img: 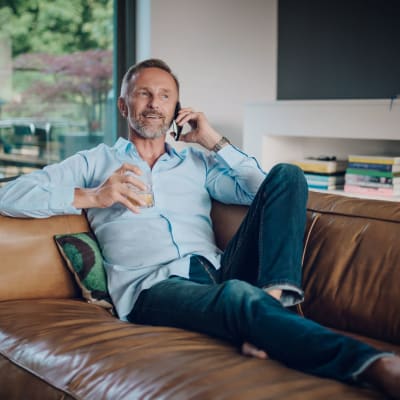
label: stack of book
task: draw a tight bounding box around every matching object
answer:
[291,157,347,191]
[344,155,400,197]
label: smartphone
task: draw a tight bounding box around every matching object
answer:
[173,102,183,141]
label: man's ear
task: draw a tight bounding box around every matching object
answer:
[117,97,127,118]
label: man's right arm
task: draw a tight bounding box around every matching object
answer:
[0,153,90,218]
[0,152,152,218]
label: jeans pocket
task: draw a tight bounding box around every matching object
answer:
[189,255,219,285]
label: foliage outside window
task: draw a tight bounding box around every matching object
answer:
[0,0,114,166]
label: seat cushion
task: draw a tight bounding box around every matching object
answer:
[0,299,392,400]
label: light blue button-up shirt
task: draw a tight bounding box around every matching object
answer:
[0,138,265,319]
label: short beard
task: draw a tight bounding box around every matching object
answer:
[128,114,170,139]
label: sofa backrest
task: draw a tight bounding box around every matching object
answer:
[210,201,248,250]
[0,214,89,301]
[1,192,399,345]
[303,191,400,345]
[0,203,248,303]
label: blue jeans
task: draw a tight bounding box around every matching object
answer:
[128,164,385,382]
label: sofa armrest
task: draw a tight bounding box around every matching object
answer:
[303,191,400,345]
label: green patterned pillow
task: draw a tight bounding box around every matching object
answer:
[54,232,114,313]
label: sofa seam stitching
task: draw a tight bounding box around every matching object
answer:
[0,352,81,400]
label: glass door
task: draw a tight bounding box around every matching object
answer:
[0,0,114,182]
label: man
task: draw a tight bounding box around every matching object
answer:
[0,59,399,398]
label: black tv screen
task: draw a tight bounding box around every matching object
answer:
[277,0,400,99]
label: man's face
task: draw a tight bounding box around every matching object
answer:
[124,67,179,139]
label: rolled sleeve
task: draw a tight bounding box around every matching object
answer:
[49,186,82,214]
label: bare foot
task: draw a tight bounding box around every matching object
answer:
[241,342,268,359]
[360,355,400,399]
[265,288,282,302]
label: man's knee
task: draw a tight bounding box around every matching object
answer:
[258,163,307,198]
[269,163,305,184]
[219,279,265,311]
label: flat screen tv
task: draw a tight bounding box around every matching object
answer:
[277,0,400,100]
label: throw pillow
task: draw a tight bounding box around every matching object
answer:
[54,231,114,313]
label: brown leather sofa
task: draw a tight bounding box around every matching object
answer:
[0,191,399,399]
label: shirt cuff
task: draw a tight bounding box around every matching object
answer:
[215,144,248,168]
[49,186,82,214]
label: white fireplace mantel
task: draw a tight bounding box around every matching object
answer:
[243,99,400,172]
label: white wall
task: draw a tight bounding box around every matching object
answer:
[149,0,277,147]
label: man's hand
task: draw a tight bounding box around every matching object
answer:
[73,163,148,213]
[174,107,223,151]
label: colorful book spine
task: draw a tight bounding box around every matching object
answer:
[308,184,344,191]
[304,173,345,184]
[344,184,400,197]
[347,162,400,172]
[292,159,347,174]
[345,173,399,185]
[348,155,400,165]
[346,168,400,178]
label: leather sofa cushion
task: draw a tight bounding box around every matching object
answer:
[0,214,89,301]
[1,299,395,399]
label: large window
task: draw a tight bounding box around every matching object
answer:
[0,0,114,181]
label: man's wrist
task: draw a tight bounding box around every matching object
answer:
[212,136,231,153]
[73,187,97,209]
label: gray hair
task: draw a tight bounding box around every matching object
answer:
[120,58,180,98]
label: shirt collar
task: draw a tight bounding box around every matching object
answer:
[114,137,132,153]
[113,137,184,161]
[165,142,184,160]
